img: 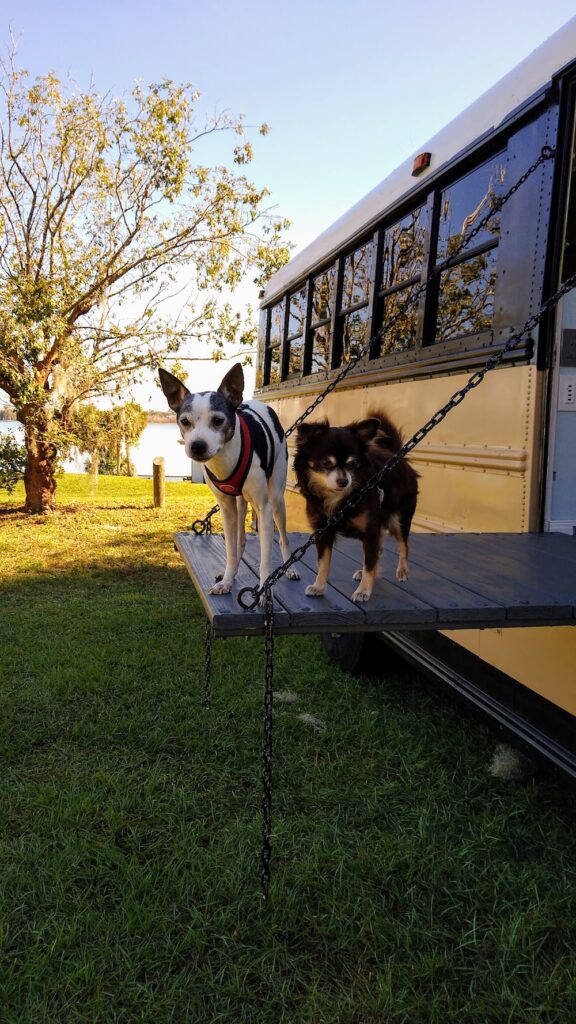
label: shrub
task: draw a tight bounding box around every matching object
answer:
[0,431,26,493]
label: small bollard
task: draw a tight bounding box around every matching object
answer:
[153,456,165,508]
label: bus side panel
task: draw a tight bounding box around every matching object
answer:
[443,627,576,718]
[271,365,576,713]
[276,364,544,533]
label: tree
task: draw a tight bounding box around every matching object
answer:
[0,52,290,511]
[70,401,147,477]
[0,429,26,493]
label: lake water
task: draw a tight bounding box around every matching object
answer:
[0,420,203,481]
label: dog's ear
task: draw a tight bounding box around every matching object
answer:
[158,368,190,412]
[296,420,329,446]
[352,418,381,444]
[218,363,244,408]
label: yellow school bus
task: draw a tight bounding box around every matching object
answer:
[255,17,576,779]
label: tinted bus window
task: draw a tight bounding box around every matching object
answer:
[285,287,306,375]
[436,247,498,341]
[342,241,373,310]
[342,306,370,363]
[437,155,506,261]
[377,205,428,356]
[432,152,505,343]
[312,267,335,323]
[381,207,428,291]
[309,267,336,373]
[264,299,284,385]
[288,288,306,338]
[338,240,374,365]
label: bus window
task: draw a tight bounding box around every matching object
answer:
[284,287,307,376]
[375,205,429,356]
[335,240,374,365]
[436,248,498,340]
[308,266,336,374]
[264,299,284,385]
[433,153,506,343]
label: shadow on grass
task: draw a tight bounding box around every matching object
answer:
[3,557,576,1021]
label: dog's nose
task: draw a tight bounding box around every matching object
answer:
[190,439,208,459]
[336,475,348,489]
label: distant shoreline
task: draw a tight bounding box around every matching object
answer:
[1,410,172,424]
[146,411,174,424]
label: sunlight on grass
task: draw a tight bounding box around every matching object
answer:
[1,475,576,1022]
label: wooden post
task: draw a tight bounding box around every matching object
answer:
[153,457,165,508]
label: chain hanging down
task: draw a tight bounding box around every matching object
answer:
[260,589,275,901]
[189,145,555,535]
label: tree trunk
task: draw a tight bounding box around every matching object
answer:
[89,452,100,478]
[23,422,58,513]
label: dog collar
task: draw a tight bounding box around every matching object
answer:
[204,412,253,497]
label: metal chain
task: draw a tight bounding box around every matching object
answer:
[191,146,555,532]
[202,618,213,709]
[191,503,218,535]
[237,266,576,610]
[260,589,275,901]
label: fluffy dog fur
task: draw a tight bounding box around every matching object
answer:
[294,411,419,602]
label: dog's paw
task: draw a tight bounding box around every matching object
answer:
[305,582,325,598]
[286,569,300,581]
[396,566,409,582]
[351,585,372,603]
[352,569,362,581]
[209,581,232,596]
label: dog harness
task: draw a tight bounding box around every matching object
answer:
[204,412,253,497]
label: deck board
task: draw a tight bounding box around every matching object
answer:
[334,535,505,624]
[241,535,367,631]
[174,531,576,637]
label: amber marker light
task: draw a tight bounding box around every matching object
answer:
[412,152,432,176]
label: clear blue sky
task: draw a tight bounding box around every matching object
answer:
[3,0,576,400]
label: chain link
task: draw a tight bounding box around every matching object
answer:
[202,617,213,709]
[260,589,275,901]
[191,504,219,535]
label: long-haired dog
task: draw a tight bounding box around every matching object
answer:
[159,363,298,598]
[294,411,419,602]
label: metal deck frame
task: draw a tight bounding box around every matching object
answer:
[175,531,576,637]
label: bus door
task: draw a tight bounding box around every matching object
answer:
[545,97,576,534]
[545,291,576,534]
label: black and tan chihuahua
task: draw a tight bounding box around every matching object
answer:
[294,411,419,602]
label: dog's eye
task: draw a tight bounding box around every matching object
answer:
[321,459,335,471]
[212,415,225,428]
[180,417,191,428]
[346,458,357,468]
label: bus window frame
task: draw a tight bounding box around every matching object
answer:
[370,199,431,359]
[263,299,287,387]
[331,234,377,370]
[283,285,310,379]
[259,104,555,393]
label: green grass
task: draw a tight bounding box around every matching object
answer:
[1,474,576,1023]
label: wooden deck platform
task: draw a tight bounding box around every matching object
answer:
[174,531,576,637]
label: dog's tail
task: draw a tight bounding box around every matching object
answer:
[364,410,404,454]
[362,410,420,482]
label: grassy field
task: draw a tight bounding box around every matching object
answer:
[1,474,576,1023]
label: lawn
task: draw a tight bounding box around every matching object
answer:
[1,474,575,1023]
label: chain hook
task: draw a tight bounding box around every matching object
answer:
[237,586,261,610]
